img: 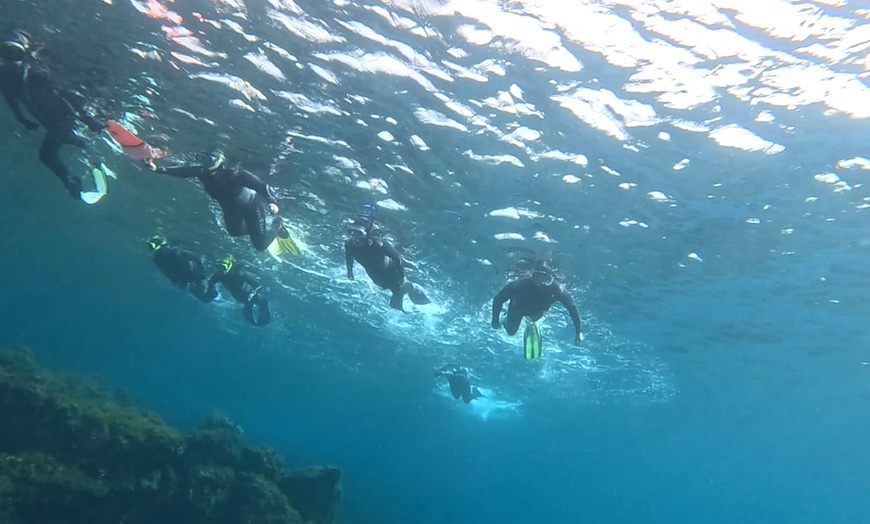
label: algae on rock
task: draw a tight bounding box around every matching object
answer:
[0,346,341,524]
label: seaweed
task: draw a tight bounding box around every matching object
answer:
[0,347,341,524]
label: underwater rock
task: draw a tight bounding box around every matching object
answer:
[226,473,303,524]
[183,411,247,470]
[184,465,237,518]
[0,347,341,524]
[279,467,342,524]
[0,452,108,524]
[0,346,184,486]
[242,445,286,483]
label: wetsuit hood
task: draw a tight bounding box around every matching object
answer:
[349,224,367,242]
[218,254,235,273]
[350,203,376,238]
[205,149,225,172]
[532,267,555,286]
[0,30,32,62]
[147,233,167,251]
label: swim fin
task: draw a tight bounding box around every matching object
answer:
[80,165,108,205]
[266,224,305,263]
[403,282,431,305]
[275,228,301,256]
[523,320,542,360]
[266,238,286,263]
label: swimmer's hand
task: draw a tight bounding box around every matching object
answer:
[87,120,105,133]
[575,331,584,346]
[268,203,279,215]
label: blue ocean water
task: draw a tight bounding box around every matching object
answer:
[2,0,870,522]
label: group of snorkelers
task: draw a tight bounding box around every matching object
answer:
[0,29,298,326]
[148,234,273,326]
[1,29,585,401]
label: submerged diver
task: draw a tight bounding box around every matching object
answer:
[151,149,299,256]
[147,233,217,302]
[491,260,583,360]
[344,205,430,312]
[207,254,271,327]
[434,365,482,404]
[0,29,104,200]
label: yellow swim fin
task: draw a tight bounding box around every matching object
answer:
[276,231,301,256]
[267,238,286,263]
[523,320,542,360]
[267,222,306,263]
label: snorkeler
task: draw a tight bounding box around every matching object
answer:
[207,254,271,327]
[344,205,430,312]
[146,233,217,303]
[0,29,105,200]
[491,260,583,360]
[434,365,482,404]
[150,149,300,256]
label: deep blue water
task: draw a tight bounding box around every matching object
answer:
[2,0,870,522]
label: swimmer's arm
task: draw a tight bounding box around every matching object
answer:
[382,242,404,268]
[206,270,224,288]
[557,289,583,339]
[2,90,37,129]
[491,281,517,327]
[154,164,203,178]
[237,169,277,204]
[202,277,219,299]
[238,268,260,286]
[62,89,103,131]
[345,241,355,280]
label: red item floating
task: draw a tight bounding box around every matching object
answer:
[106,120,165,162]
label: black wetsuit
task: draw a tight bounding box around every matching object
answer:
[492,277,582,341]
[155,163,279,251]
[152,244,218,303]
[435,366,482,404]
[208,264,270,327]
[345,236,407,310]
[0,49,102,198]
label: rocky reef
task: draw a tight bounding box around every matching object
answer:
[0,346,341,524]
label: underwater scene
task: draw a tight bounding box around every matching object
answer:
[0,0,869,522]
